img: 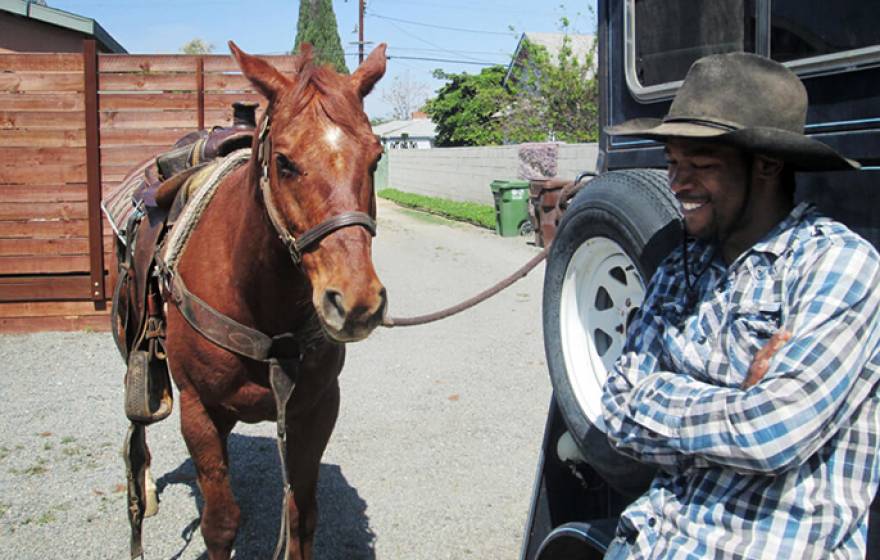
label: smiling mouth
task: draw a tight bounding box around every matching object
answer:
[680,200,707,213]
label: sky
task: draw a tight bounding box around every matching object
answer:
[46,0,597,119]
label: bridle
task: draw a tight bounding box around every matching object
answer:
[256,114,377,265]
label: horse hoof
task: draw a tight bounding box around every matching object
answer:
[144,466,159,518]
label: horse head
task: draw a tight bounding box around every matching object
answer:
[229,41,388,343]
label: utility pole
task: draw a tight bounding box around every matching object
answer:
[358,0,365,64]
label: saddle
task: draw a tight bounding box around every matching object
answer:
[110,101,259,425]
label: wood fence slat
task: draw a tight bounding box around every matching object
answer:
[0,300,109,317]
[0,129,85,147]
[100,146,165,165]
[0,219,89,238]
[0,254,91,274]
[0,110,85,129]
[0,314,110,333]
[0,237,89,256]
[203,55,297,73]
[0,93,84,111]
[99,127,191,146]
[0,53,83,72]
[0,201,88,220]
[98,73,201,92]
[0,164,87,185]
[98,54,199,73]
[0,184,88,202]
[0,275,93,302]
[204,73,252,92]
[204,92,266,110]
[0,73,84,93]
[99,110,198,129]
[99,93,197,111]
[0,147,85,166]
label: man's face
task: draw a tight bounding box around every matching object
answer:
[665,139,751,242]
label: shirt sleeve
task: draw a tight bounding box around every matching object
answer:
[602,236,880,475]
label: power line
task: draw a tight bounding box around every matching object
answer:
[383,20,488,64]
[386,55,503,66]
[368,12,517,36]
[387,46,511,56]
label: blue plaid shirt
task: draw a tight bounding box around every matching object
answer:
[602,203,880,559]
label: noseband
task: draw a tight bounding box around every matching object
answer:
[256,115,377,264]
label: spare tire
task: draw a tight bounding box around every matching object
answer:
[543,169,681,497]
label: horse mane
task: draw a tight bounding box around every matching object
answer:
[275,49,371,140]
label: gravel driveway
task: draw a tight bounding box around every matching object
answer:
[0,199,552,559]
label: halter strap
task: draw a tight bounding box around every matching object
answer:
[257,114,377,264]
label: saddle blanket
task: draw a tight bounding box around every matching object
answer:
[101,157,155,242]
[100,150,251,274]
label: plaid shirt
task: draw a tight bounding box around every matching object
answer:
[602,202,880,559]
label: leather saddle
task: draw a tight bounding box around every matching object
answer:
[111,101,258,424]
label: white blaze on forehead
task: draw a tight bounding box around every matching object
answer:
[324,125,343,149]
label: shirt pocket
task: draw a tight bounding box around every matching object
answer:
[726,301,783,373]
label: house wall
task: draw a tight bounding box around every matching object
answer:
[384,143,599,205]
[0,13,89,53]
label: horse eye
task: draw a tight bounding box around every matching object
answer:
[275,153,301,178]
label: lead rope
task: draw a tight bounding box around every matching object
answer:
[381,246,549,327]
[379,177,589,328]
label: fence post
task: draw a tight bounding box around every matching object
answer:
[197,56,205,130]
[83,39,105,306]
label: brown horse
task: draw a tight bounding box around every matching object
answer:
[156,42,387,559]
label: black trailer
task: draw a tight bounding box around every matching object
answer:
[523,1,880,558]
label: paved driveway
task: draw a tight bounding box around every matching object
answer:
[0,199,552,559]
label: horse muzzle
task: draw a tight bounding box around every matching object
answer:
[317,285,387,342]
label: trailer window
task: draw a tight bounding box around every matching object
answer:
[771,0,880,64]
[627,0,755,99]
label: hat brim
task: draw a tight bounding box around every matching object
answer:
[606,119,860,171]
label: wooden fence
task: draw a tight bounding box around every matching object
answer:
[0,40,295,332]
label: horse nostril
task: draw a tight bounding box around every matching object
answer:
[321,289,347,330]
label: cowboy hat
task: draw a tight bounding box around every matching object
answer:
[607,52,860,171]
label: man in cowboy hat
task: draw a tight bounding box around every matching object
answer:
[600,52,880,558]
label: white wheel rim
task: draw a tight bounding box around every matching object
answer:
[559,237,645,431]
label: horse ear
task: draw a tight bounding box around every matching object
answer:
[351,43,387,98]
[228,41,289,104]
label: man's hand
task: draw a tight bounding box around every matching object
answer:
[742,330,792,389]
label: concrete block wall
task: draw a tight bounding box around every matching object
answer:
[385,143,599,205]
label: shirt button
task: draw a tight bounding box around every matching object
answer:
[648,518,657,528]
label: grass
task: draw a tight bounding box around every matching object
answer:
[378,188,495,230]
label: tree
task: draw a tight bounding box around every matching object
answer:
[294,0,348,74]
[502,34,599,144]
[179,38,214,55]
[423,15,600,147]
[423,66,512,147]
[380,71,430,120]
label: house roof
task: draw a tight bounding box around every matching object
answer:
[0,0,127,53]
[373,118,437,139]
[504,32,595,84]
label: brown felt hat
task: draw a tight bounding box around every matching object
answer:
[607,52,860,171]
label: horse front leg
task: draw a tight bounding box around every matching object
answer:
[179,388,239,560]
[283,378,340,560]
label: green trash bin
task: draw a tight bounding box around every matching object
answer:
[490,179,531,237]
